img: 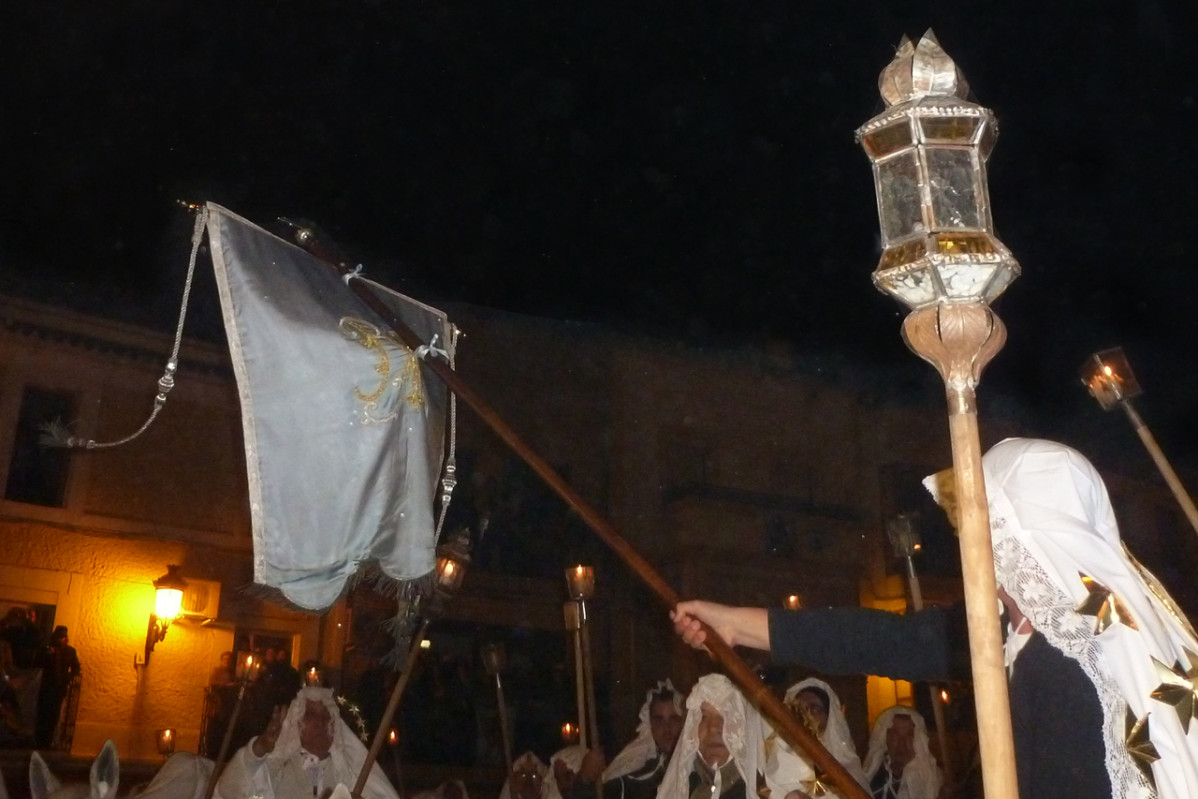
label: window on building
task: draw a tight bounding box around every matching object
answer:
[4,387,77,507]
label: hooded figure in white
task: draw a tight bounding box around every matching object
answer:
[603,680,686,782]
[658,674,814,799]
[500,751,565,799]
[862,706,941,799]
[766,677,867,796]
[962,437,1198,799]
[216,686,397,799]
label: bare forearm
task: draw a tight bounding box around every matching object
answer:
[672,601,771,652]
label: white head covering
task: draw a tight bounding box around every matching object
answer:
[603,679,685,780]
[267,686,397,799]
[499,752,559,799]
[777,677,868,791]
[658,674,805,799]
[947,437,1198,799]
[862,706,941,799]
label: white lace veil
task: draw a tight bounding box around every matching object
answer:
[861,706,941,799]
[657,675,765,799]
[267,686,397,799]
[603,679,684,780]
[778,677,868,791]
[498,752,560,799]
[930,437,1198,799]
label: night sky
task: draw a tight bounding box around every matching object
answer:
[2,2,1196,473]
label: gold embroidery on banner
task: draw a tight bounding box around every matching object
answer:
[340,317,426,424]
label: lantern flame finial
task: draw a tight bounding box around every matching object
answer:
[879,30,970,107]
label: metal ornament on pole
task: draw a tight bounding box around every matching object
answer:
[886,513,955,795]
[1079,347,1198,537]
[857,30,1021,799]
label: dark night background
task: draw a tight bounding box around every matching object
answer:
[2,1,1196,478]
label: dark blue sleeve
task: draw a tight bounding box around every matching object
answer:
[767,605,960,682]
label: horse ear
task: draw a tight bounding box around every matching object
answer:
[328,785,353,799]
[29,751,63,799]
[89,740,120,799]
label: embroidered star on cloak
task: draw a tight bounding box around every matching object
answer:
[1150,648,1198,732]
[1076,573,1138,635]
[799,776,830,798]
[1125,709,1160,791]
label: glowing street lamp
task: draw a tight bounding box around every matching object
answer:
[858,30,1018,799]
[1080,347,1198,536]
[145,565,188,664]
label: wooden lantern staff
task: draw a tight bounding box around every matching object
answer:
[487,657,515,776]
[903,304,1017,799]
[563,602,590,751]
[202,657,257,799]
[351,618,431,799]
[291,229,870,799]
[890,519,955,797]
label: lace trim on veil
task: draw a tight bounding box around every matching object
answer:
[994,532,1155,799]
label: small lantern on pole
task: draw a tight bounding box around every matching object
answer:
[564,564,602,799]
[155,728,176,759]
[857,30,1019,799]
[434,530,472,602]
[1079,347,1198,537]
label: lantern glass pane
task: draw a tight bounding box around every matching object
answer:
[981,263,1018,303]
[875,264,938,308]
[927,148,980,229]
[877,153,924,243]
[920,117,979,142]
[936,263,996,300]
[979,123,997,158]
[864,121,913,159]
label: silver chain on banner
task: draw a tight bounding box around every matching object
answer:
[40,205,209,450]
[429,324,462,542]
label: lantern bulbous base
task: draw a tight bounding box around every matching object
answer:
[901,303,1007,404]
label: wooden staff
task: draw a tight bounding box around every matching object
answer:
[899,552,955,796]
[352,618,430,799]
[291,228,870,799]
[202,666,253,799]
[493,668,514,775]
[579,601,603,799]
[564,602,590,751]
[1120,400,1198,537]
[903,303,1018,799]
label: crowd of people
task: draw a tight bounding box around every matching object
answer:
[8,436,1198,799]
[0,615,81,749]
[499,675,936,799]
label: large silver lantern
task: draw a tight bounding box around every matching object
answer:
[856,31,1020,310]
